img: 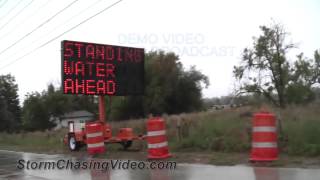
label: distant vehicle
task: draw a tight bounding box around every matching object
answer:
[210,105,224,110]
[210,104,243,110]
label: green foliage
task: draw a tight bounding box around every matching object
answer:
[234,23,292,108]
[108,51,209,120]
[44,84,97,116]
[106,96,144,120]
[0,129,67,152]
[0,74,21,132]
[281,105,320,156]
[292,51,320,86]
[234,22,320,108]
[286,120,320,156]
[22,92,53,131]
[22,83,96,131]
[115,104,320,156]
[168,111,251,152]
[286,51,320,104]
[171,66,209,113]
[286,83,315,104]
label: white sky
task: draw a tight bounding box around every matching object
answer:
[0,0,319,102]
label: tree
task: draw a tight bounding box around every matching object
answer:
[0,74,21,132]
[143,51,182,115]
[170,66,209,113]
[43,84,96,118]
[22,83,97,131]
[233,25,320,141]
[107,51,209,120]
[234,23,320,108]
[286,51,320,104]
[144,51,208,115]
[22,92,53,131]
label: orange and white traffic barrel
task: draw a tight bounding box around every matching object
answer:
[147,117,171,159]
[250,111,278,161]
[85,122,105,155]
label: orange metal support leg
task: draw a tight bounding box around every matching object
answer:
[99,96,106,123]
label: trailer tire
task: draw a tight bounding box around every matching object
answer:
[68,134,79,151]
[121,141,132,150]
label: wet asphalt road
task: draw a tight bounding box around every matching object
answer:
[0,150,319,180]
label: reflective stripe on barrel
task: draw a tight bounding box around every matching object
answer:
[252,142,277,148]
[147,130,166,137]
[148,142,168,149]
[253,126,276,132]
[86,132,103,138]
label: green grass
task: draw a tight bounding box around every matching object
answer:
[0,129,68,153]
[119,104,320,156]
[280,104,320,156]
[167,109,252,152]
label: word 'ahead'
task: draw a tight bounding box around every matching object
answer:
[61,40,144,96]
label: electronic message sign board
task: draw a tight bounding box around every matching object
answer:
[61,40,144,96]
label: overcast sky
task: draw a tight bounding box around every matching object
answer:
[0,0,319,102]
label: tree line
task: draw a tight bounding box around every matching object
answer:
[0,51,208,132]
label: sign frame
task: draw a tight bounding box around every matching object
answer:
[61,40,145,96]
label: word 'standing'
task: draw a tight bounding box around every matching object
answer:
[61,40,144,96]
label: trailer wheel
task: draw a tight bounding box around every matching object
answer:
[121,141,132,150]
[68,134,79,151]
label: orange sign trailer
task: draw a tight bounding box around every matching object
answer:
[61,40,145,151]
[63,96,143,151]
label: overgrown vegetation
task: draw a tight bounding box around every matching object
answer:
[0,105,319,156]
[0,129,67,152]
[116,104,320,156]
[280,104,320,156]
